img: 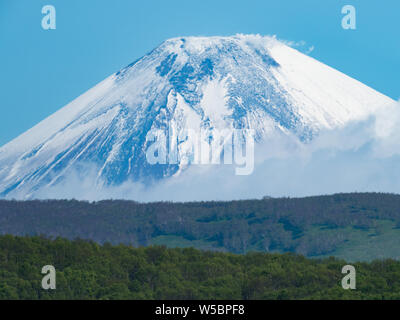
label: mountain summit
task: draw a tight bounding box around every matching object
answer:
[0,35,394,198]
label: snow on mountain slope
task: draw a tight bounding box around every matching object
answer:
[0,34,394,198]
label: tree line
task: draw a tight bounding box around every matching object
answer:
[1,235,400,300]
[1,193,400,257]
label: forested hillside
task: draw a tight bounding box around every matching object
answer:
[1,235,400,300]
[1,193,400,261]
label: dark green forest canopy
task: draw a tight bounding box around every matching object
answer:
[1,235,400,300]
[1,193,400,260]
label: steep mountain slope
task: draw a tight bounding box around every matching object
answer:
[0,35,394,198]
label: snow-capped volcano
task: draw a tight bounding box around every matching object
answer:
[0,34,394,198]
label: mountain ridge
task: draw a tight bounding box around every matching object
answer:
[0,34,394,198]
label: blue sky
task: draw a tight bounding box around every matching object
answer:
[0,0,399,147]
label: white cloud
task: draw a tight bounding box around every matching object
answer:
[10,100,400,202]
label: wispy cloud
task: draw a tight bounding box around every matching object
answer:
[8,100,400,202]
[279,38,314,55]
